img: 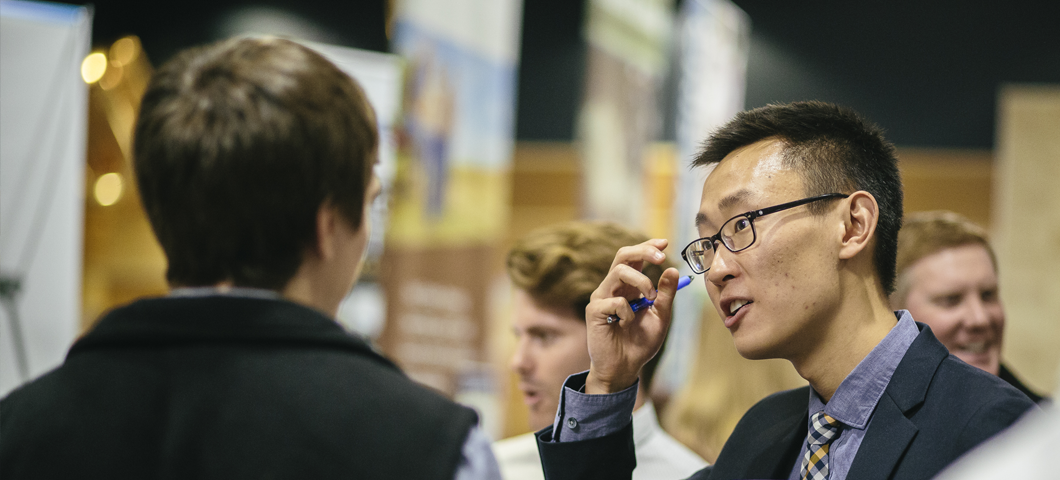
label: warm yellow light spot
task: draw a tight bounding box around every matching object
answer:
[109,36,140,66]
[81,52,107,84]
[98,61,124,90]
[94,173,123,206]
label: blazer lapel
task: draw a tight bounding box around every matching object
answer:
[846,322,949,480]
[846,394,917,480]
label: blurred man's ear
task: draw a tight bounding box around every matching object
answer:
[312,202,342,261]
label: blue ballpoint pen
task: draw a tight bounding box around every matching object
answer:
[606,275,694,324]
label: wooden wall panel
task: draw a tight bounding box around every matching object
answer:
[898,148,994,228]
[993,85,1060,395]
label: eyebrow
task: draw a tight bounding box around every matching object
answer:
[524,326,561,337]
[694,189,754,229]
[694,213,711,229]
[718,189,753,211]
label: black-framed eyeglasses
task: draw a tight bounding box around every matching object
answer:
[681,193,850,274]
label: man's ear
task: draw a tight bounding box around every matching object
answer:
[838,191,879,260]
[312,202,340,261]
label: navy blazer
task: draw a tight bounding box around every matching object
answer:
[537,323,1036,480]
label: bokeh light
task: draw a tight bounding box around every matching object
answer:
[109,36,140,66]
[94,172,123,206]
[81,52,107,84]
[98,62,123,90]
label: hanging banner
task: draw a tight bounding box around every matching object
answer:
[654,0,750,397]
[579,0,674,225]
[379,0,523,439]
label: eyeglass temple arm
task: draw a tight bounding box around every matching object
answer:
[751,193,850,218]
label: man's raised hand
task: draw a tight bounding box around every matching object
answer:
[584,239,681,395]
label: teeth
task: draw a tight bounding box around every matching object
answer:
[729,300,748,315]
[961,342,987,354]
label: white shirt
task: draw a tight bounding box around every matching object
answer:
[492,402,708,480]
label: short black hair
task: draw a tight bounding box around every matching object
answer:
[134,37,377,290]
[694,101,903,294]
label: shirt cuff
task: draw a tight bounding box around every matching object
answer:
[549,370,638,442]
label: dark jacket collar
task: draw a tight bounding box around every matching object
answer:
[68,295,397,371]
[845,322,949,480]
[882,322,950,411]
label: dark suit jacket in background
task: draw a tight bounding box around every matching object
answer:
[999,363,1048,404]
[1,296,478,480]
[537,323,1036,480]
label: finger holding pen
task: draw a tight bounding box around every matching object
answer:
[613,275,693,323]
[590,240,670,324]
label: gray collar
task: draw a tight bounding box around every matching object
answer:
[168,286,282,300]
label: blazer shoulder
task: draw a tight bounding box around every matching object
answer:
[930,355,1037,446]
[932,354,1036,407]
[896,329,1035,432]
[721,386,808,447]
[743,386,810,422]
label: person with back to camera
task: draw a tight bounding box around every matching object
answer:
[493,221,707,480]
[0,37,501,479]
[532,101,1037,480]
[891,210,1047,403]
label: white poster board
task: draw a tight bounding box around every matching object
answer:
[0,0,92,396]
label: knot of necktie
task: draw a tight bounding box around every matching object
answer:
[808,411,842,445]
[801,411,843,480]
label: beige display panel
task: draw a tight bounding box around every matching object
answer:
[993,85,1060,395]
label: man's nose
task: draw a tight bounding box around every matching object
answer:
[707,247,738,287]
[509,338,532,374]
[964,295,992,328]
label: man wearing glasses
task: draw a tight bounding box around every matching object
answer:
[535,101,1036,480]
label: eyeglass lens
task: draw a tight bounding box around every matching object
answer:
[686,215,758,273]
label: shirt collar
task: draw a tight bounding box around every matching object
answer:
[169,286,282,300]
[808,310,919,430]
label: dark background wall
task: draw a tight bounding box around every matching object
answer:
[74,0,1060,148]
[82,1,388,59]
[734,1,1060,148]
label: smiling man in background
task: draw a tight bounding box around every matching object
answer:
[892,210,1046,403]
[494,221,706,480]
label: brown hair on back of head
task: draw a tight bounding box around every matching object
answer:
[133,36,378,290]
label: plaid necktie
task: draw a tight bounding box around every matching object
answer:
[800,411,843,480]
